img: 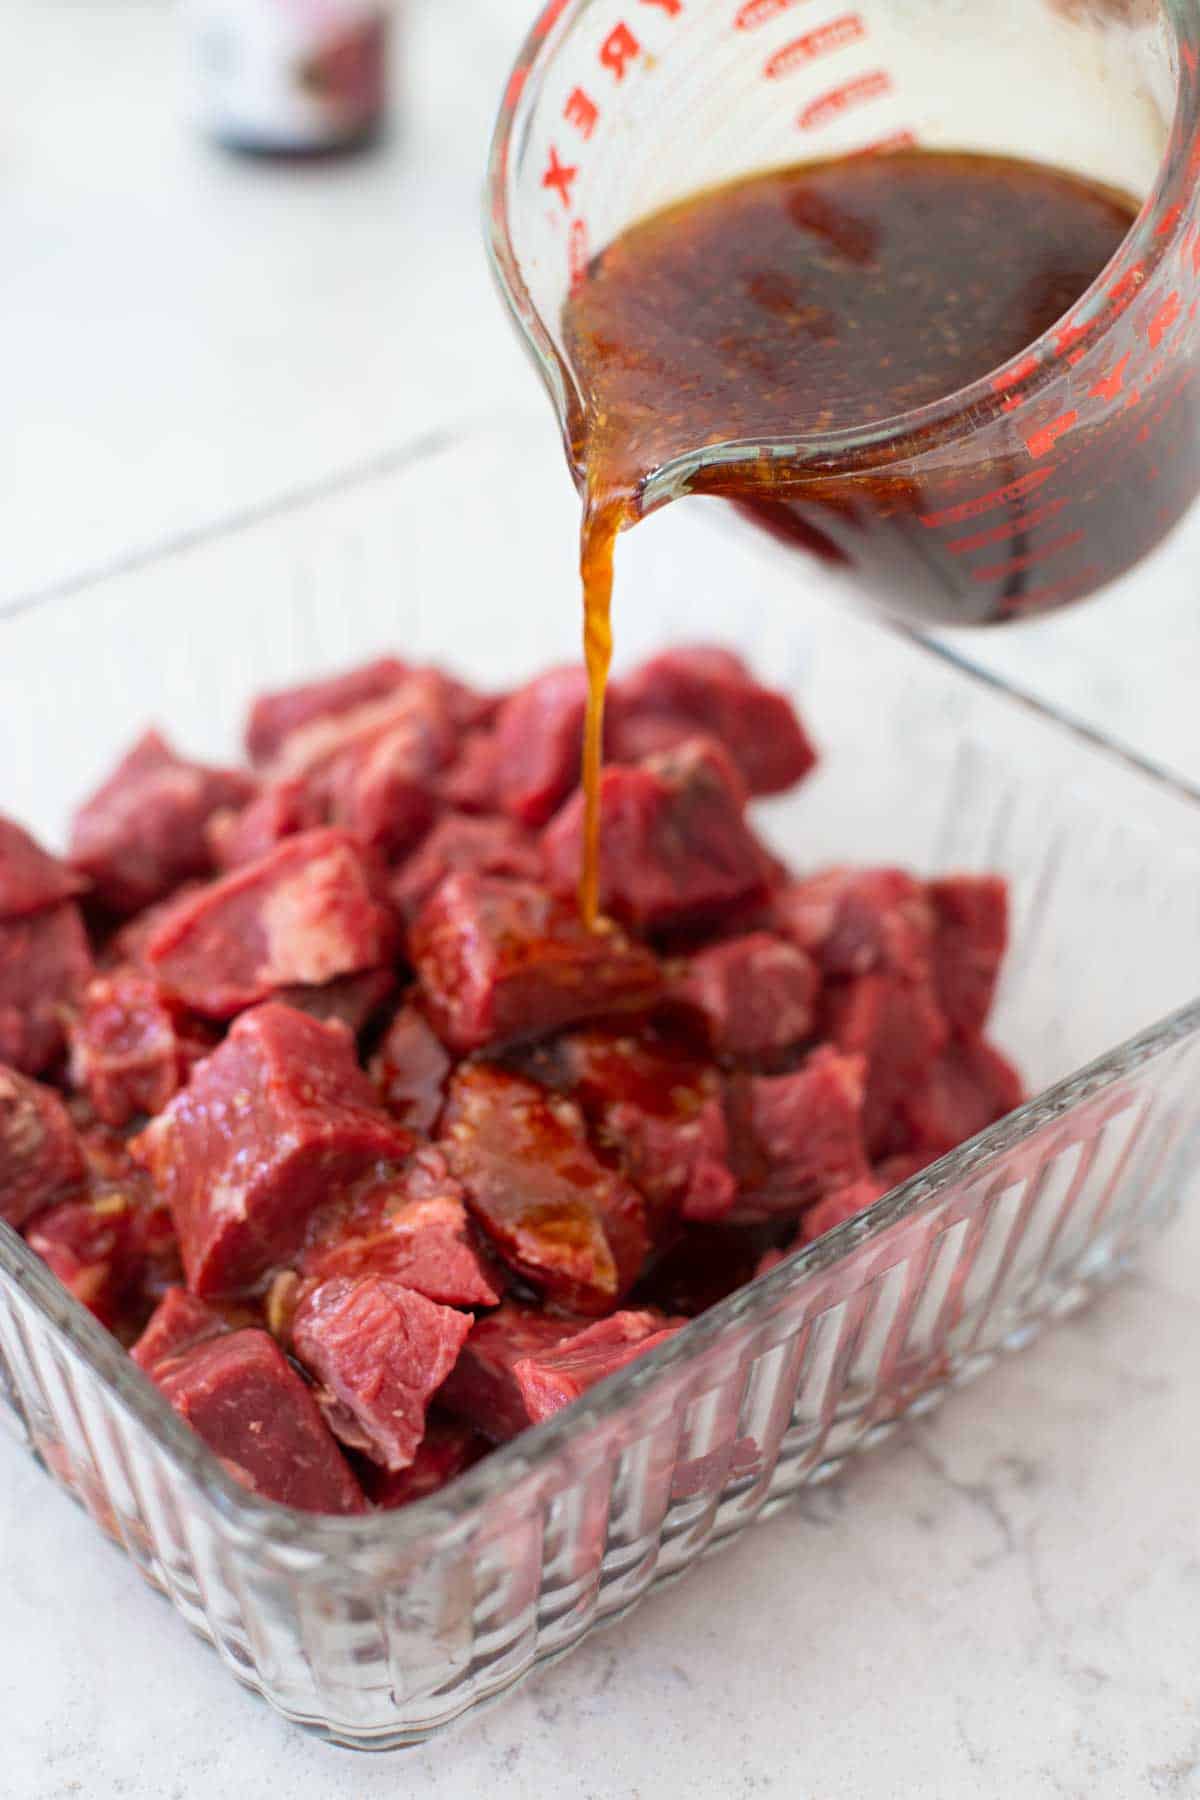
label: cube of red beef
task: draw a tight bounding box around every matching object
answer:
[532,1027,737,1224]
[437,1304,586,1441]
[774,868,934,982]
[800,1176,888,1245]
[300,1150,501,1307]
[68,730,256,915]
[0,1065,85,1227]
[275,968,396,1038]
[611,646,818,797]
[315,716,440,860]
[410,874,660,1055]
[130,1003,414,1296]
[369,1006,452,1133]
[271,675,462,858]
[131,1286,229,1373]
[929,876,1009,1036]
[490,666,588,827]
[389,814,542,925]
[25,1190,148,1330]
[668,932,819,1061]
[0,815,87,918]
[439,1063,652,1315]
[68,969,214,1128]
[72,1126,182,1316]
[728,1046,871,1220]
[542,740,772,935]
[875,1149,938,1188]
[0,902,94,1075]
[207,778,325,871]
[291,1276,473,1471]
[365,1417,487,1509]
[245,656,412,764]
[513,1309,682,1426]
[152,1328,366,1513]
[438,730,502,814]
[900,1035,1024,1156]
[825,971,950,1157]
[635,1222,782,1317]
[142,828,396,1019]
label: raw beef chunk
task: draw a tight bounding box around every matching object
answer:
[292,1276,473,1470]
[275,968,396,1038]
[69,970,213,1127]
[543,739,771,933]
[68,730,256,915]
[900,1036,1024,1155]
[245,656,412,764]
[774,868,934,981]
[0,815,87,917]
[131,1286,230,1373]
[370,1418,492,1504]
[142,828,396,1019]
[533,1027,737,1224]
[636,1223,783,1318]
[929,875,1009,1035]
[207,778,324,870]
[439,730,503,814]
[369,1007,452,1133]
[825,971,949,1156]
[437,1304,586,1441]
[0,1065,84,1227]
[300,1150,500,1306]
[410,874,660,1054]
[440,1063,652,1314]
[800,1176,889,1244]
[130,1003,413,1296]
[728,1046,871,1219]
[389,813,541,923]
[366,1417,486,1509]
[0,902,93,1074]
[611,646,817,796]
[490,666,588,827]
[513,1309,682,1426]
[269,673,462,857]
[151,1328,366,1513]
[26,1191,147,1330]
[668,932,819,1060]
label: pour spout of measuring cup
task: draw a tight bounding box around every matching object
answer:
[487,0,1200,629]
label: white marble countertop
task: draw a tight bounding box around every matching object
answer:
[4,4,1200,1795]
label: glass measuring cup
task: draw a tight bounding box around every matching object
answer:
[487,0,1200,627]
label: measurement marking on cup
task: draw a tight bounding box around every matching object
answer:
[990,354,1040,412]
[1025,411,1079,460]
[1147,290,1182,350]
[735,0,812,29]
[764,15,865,78]
[1089,352,1130,404]
[945,498,1071,556]
[919,468,1054,530]
[849,129,918,158]
[972,530,1085,584]
[1002,567,1100,614]
[798,70,892,131]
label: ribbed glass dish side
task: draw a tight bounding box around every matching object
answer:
[3,424,1200,1746]
[1,1021,1198,1747]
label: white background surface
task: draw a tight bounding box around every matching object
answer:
[4,3,1200,1796]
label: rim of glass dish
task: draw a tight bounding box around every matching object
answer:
[485,0,1200,505]
[3,989,1199,1562]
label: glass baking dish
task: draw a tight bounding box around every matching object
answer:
[2,421,1199,1750]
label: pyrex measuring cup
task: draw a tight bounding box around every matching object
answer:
[488,0,1200,626]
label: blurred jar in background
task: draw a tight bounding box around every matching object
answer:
[186,0,391,157]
